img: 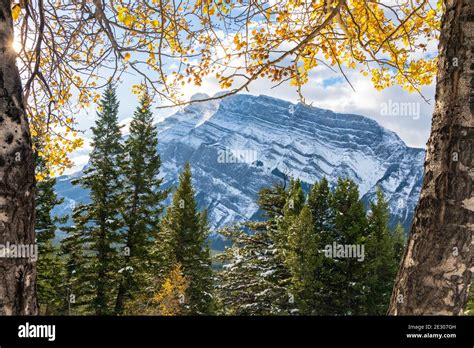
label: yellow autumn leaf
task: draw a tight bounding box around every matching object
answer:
[124,14,136,27]
[12,4,21,21]
[123,52,131,61]
[117,7,128,22]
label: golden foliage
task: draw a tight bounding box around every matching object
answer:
[152,263,189,316]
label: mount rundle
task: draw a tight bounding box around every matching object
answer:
[55,93,424,247]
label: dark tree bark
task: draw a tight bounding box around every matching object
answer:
[0,0,37,315]
[389,0,473,315]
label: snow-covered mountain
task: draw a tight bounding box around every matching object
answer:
[54,93,425,247]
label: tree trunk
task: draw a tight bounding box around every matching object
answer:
[388,0,473,315]
[0,0,37,315]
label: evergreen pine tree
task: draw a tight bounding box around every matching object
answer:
[160,163,213,315]
[257,181,288,219]
[285,205,320,314]
[275,179,305,253]
[326,178,368,315]
[60,206,89,315]
[35,154,67,315]
[306,177,335,313]
[217,181,292,315]
[115,93,168,314]
[307,177,333,236]
[218,180,303,315]
[71,85,124,315]
[365,187,399,314]
[282,179,305,219]
[267,179,304,313]
[217,226,291,315]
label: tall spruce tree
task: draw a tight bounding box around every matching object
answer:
[114,93,168,315]
[285,205,320,314]
[364,187,399,315]
[160,163,213,315]
[60,206,89,315]
[275,179,305,253]
[35,154,67,315]
[218,182,292,315]
[306,177,335,313]
[307,177,333,237]
[282,179,305,220]
[217,226,289,315]
[72,85,124,315]
[276,179,321,314]
[326,178,368,315]
[257,181,288,220]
